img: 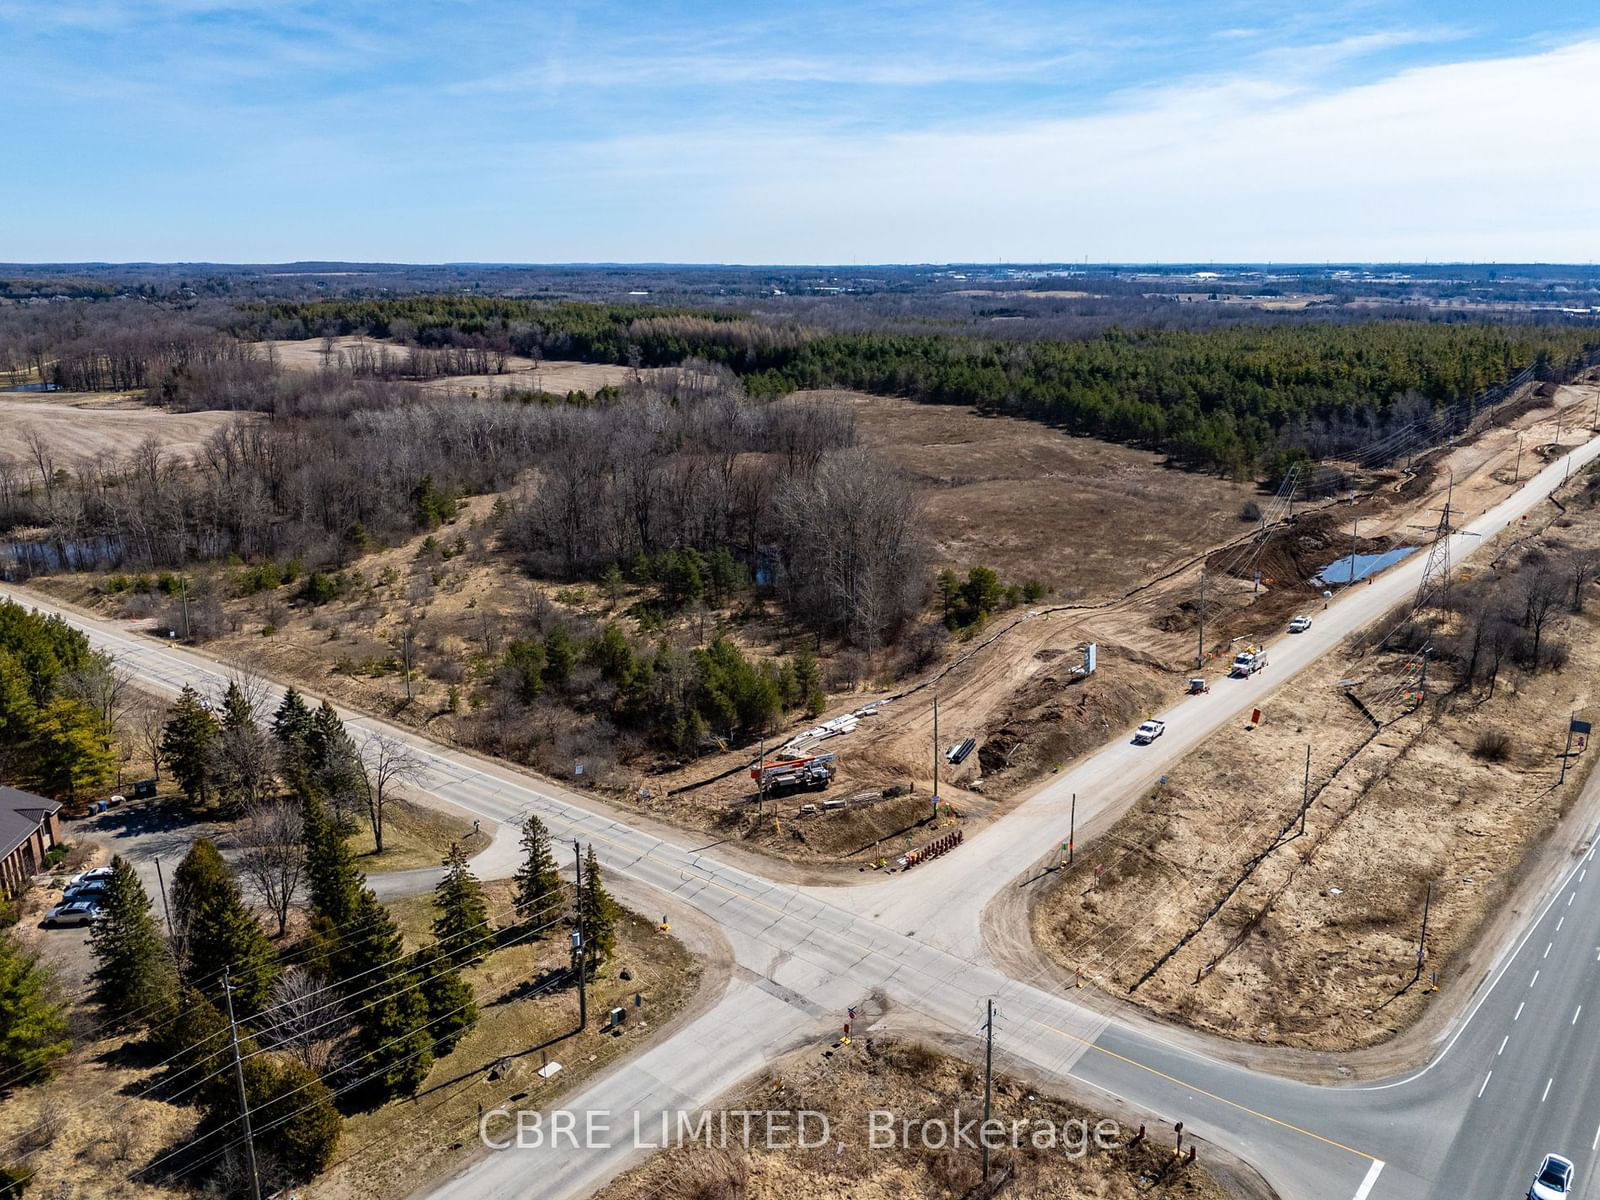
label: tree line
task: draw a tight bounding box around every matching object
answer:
[235,296,1600,477]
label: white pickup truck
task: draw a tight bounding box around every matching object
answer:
[1132,719,1166,745]
[1229,650,1267,678]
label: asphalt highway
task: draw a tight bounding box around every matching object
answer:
[9,431,1600,1200]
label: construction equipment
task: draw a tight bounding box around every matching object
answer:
[750,752,836,794]
[1186,677,1209,695]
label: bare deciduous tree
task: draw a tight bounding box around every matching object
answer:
[360,730,424,855]
[262,967,344,1074]
[235,798,306,937]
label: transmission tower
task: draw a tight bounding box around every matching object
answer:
[1413,478,1458,609]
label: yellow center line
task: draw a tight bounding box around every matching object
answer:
[584,808,1379,1164]
[1034,1019,1375,1161]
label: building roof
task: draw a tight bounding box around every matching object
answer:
[0,786,61,859]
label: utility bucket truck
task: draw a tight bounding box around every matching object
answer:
[1230,648,1267,678]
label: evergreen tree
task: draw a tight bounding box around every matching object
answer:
[577,845,618,971]
[22,697,115,803]
[162,684,220,805]
[411,943,476,1057]
[342,887,432,1095]
[215,680,273,810]
[305,700,362,828]
[512,815,563,934]
[0,648,38,781]
[243,1054,341,1181]
[270,687,315,757]
[431,843,490,966]
[302,796,363,934]
[172,840,279,1016]
[87,856,176,1030]
[0,929,69,1090]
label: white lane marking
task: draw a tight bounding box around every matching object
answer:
[1498,1035,1508,1055]
[1583,869,1588,882]
[1353,1159,1384,1200]
[1558,917,1566,931]
[1546,942,1554,958]
[1593,1123,1600,1151]
[1542,1077,1554,1102]
[1570,893,1576,906]
[1575,1006,1583,1025]
[1478,1072,1493,1098]
[1516,1002,1526,1020]
[1531,970,1541,987]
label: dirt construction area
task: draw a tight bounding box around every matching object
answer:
[592,1037,1260,1200]
[1033,447,1600,1051]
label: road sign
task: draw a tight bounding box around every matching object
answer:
[1572,719,1592,735]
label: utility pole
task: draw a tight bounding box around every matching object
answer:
[1513,433,1523,484]
[981,998,995,1183]
[572,841,588,1030]
[1349,516,1359,583]
[1415,880,1433,984]
[1196,565,1206,671]
[1068,793,1076,867]
[756,730,766,816]
[1560,713,1576,786]
[223,969,262,1200]
[932,695,940,811]
[154,857,174,942]
[178,576,192,641]
[1300,745,1310,836]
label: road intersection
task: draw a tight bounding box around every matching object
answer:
[9,431,1600,1200]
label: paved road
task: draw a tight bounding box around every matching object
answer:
[9,433,1600,1200]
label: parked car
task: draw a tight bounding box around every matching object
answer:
[44,899,103,928]
[1530,1154,1574,1200]
[63,879,109,901]
[1288,615,1313,633]
[1133,719,1166,745]
[68,866,114,887]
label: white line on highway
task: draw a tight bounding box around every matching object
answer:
[1353,1160,1385,1200]
[1542,1077,1554,1102]
[1583,870,1588,883]
[1545,942,1553,958]
[1575,1006,1583,1025]
[1498,1035,1508,1055]
[1558,917,1565,931]
[1479,1072,1493,1098]
[1516,1002,1526,1020]
[1570,893,1576,906]
[1593,1123,1600,1151]
[1531,970,1541,987]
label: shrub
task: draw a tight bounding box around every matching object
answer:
[1239,499,1264,522]
[1473,729,1513,762]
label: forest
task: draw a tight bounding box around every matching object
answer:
[242,297,1600,475]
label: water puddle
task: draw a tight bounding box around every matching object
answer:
[1312,546,1418,585]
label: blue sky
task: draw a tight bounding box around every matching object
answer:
[4,0,1599,263]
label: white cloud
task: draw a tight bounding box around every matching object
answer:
[548,37,1600,262]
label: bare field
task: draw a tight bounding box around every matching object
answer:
[593,1037,1252,1200]
[262,335,657,396]
[842,391,1259,602]
[1033,468,1600,1051]
[0,393,243,460]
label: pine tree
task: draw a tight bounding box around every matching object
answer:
[411,943,476,1057]
[302,795,363,935]
[162,684,220,805]
[0,929,69,1089]
[512,815,563,935]
[306,700,362,829]
[0,647,38,781]
[270,687,315,758]
[172,840,279,1017]
[577,845,618,972]
[22,697,115,803]
[87,856,176,1029]
[244,1054,341,1180]
[342,887,432,1095]
[432,843,490,966]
